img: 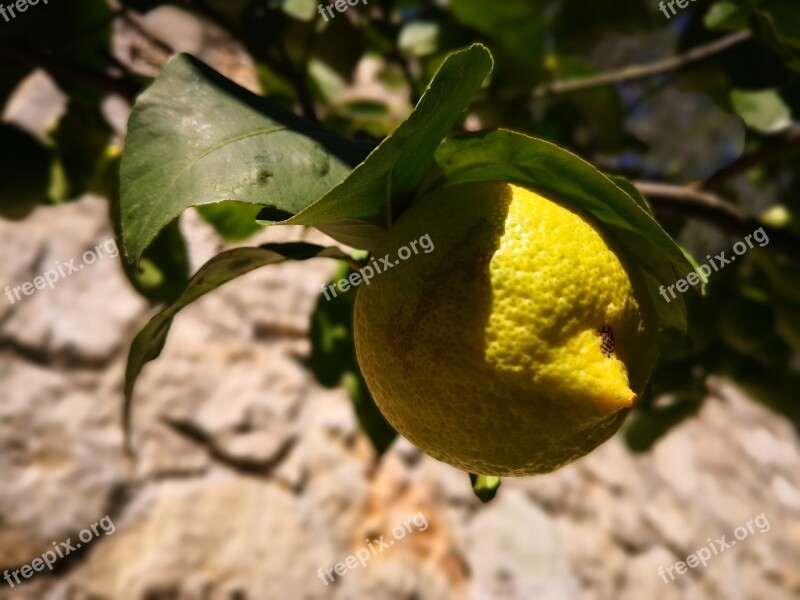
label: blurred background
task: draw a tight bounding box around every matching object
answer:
[1,0,800,598]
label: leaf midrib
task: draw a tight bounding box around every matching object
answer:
[136,125,290,249]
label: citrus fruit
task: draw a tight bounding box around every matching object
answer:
[353,181,658,476]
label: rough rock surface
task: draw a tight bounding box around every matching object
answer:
[1,191,799,600]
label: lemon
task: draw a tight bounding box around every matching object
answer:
[353,182,658,476]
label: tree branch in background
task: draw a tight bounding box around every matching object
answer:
[532,30,752,100]
[634,181,800,263]
[120,10,176,58]
[697,125,800,190]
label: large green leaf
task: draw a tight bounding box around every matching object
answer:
[428,129,696,330]
[119,53,371,264]
[260,44,493,233]
[124,243,351,438]
[105,150,192,305]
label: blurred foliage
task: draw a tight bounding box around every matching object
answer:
[2,0,800,478]
[308,263,397,455]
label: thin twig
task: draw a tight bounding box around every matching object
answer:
[633,181,800,262]
[532,30,752,99]
[120,10,176,58]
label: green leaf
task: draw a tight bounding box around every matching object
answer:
[450,0,545,70]
[343,370,397,455]
[429,129,695,330]
[608,175,654,217]
[50,101,113,201]
[624,400,700,452]
[680,246,709,294]
[730,89,793,134]
[122,221,191,304]
[398,21,441,57]
[705,2,748,31]
[760,0,800,49]
[119,53,371,264]
[124,243,351,439]
[196,202,265,242]
[282,0,319,21]
[469,474,502,503]
[263,44,493,232]
[109,153,191,305]
[307,263,397,455]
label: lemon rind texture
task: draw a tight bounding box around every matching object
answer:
[354,182,657,476]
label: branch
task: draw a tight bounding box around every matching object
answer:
[696,125,800,190]
[634,181,800,262]
[532,30,752,100]
[120,10,176,58]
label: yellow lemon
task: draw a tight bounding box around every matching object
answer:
[353,182,657,476]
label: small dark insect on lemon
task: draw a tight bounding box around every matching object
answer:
[598,325,614,357]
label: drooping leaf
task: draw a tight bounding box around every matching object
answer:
[429,129,696,330]
[119,53,372,263]
[124,243,351,439]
